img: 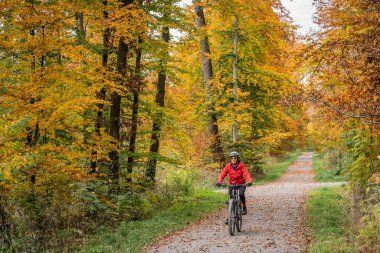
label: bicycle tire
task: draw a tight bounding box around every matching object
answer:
[236,204,242,232]
[228,199,236,236]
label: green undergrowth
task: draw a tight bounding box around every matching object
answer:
[307,186,356,253]
[253,151,300,185]
[80,189,225,253]
[313,153,345,182]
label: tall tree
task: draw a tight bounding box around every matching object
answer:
[145,25,170,182]
[126,36,143,179]
[302,1,380,248]
[193,0,224,163]
[109,37,127,190]
[91,0,110,172]
[232,15,238,144]
[108,0,135,190]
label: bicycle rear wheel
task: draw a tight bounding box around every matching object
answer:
[228,199,236,236]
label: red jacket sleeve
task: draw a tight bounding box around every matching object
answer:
[218,165,229,183]
[242,164,253,183]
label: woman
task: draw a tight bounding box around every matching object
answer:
[216,151,253,215]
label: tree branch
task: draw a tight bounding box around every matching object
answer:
[306,95,380,124]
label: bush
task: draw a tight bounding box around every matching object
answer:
[117,192,154,221]
[342,128,377,186]
[313,153,345,182]
[357,186,380,252]
[166,168,197,196]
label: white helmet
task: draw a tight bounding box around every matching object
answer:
[229,151,240,158]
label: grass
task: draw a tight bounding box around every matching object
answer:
[254,151,301,185]
[80,189,226,253]
[306,186,356,253]
[312,153,345,182]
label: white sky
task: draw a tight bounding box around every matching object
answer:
[281,0,319,35]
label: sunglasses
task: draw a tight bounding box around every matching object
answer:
[230,157,238,160]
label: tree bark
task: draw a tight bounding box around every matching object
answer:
[91,1,109,172]
[27,29,36,147]
[232,16,238,144]
[27,28,41,203]
[75,12,86,43]
[76,13,85,35]
[109,37,128,191]
[193,0,224,163]
[126,37,142,178]
[145,26,170,183]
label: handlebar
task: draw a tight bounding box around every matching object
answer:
[217,183,252,188]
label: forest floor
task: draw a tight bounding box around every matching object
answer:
[142,152,345,253]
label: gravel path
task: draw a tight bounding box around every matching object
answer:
[143,152,345,253]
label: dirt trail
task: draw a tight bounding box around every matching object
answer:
[143,152,344,253]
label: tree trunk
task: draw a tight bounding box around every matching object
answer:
[76,13,85,35]
[91,1,109,172]
[193,0,224,163]
[145,26,169,183]
[27,28,41,204]
[75,12,85,43]
[27,29,36,147]
[109,36,128,191]
[126,37,142,178]
[232,16,238,144]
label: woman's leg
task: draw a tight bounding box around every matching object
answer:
[239,185,247,214]
[238,185,246,204]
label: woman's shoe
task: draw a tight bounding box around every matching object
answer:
[242,206,247,215]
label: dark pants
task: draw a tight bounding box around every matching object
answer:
[229,185,246,204]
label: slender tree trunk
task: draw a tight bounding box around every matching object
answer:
[27,29,41,204]
[75,12,85,43]
[232,16,238,144]
[126,37,142,178]
[27,29,36,146]
[76,13,85,35]
[25,29,43,243]
[145,26,170,183]
[91,1,109,172]
[193,0,224,163]
[109,36,128,191]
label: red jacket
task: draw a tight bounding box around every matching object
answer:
[218,162,253,185]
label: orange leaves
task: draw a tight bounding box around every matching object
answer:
[303,0,380,128]
[107,3,150,44]
[90,131,116,162]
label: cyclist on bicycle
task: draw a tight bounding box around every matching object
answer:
[216,151,253,215]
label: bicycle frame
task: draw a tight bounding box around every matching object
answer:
[228,185,241,200]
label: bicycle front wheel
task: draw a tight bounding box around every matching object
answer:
[228,199,236,236]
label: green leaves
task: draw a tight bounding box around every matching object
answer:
[343,128,376,186]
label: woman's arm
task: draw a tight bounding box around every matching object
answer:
[242,164,253,183]
[218,165,229,183]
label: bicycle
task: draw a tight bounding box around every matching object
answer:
[225,183,248,236]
